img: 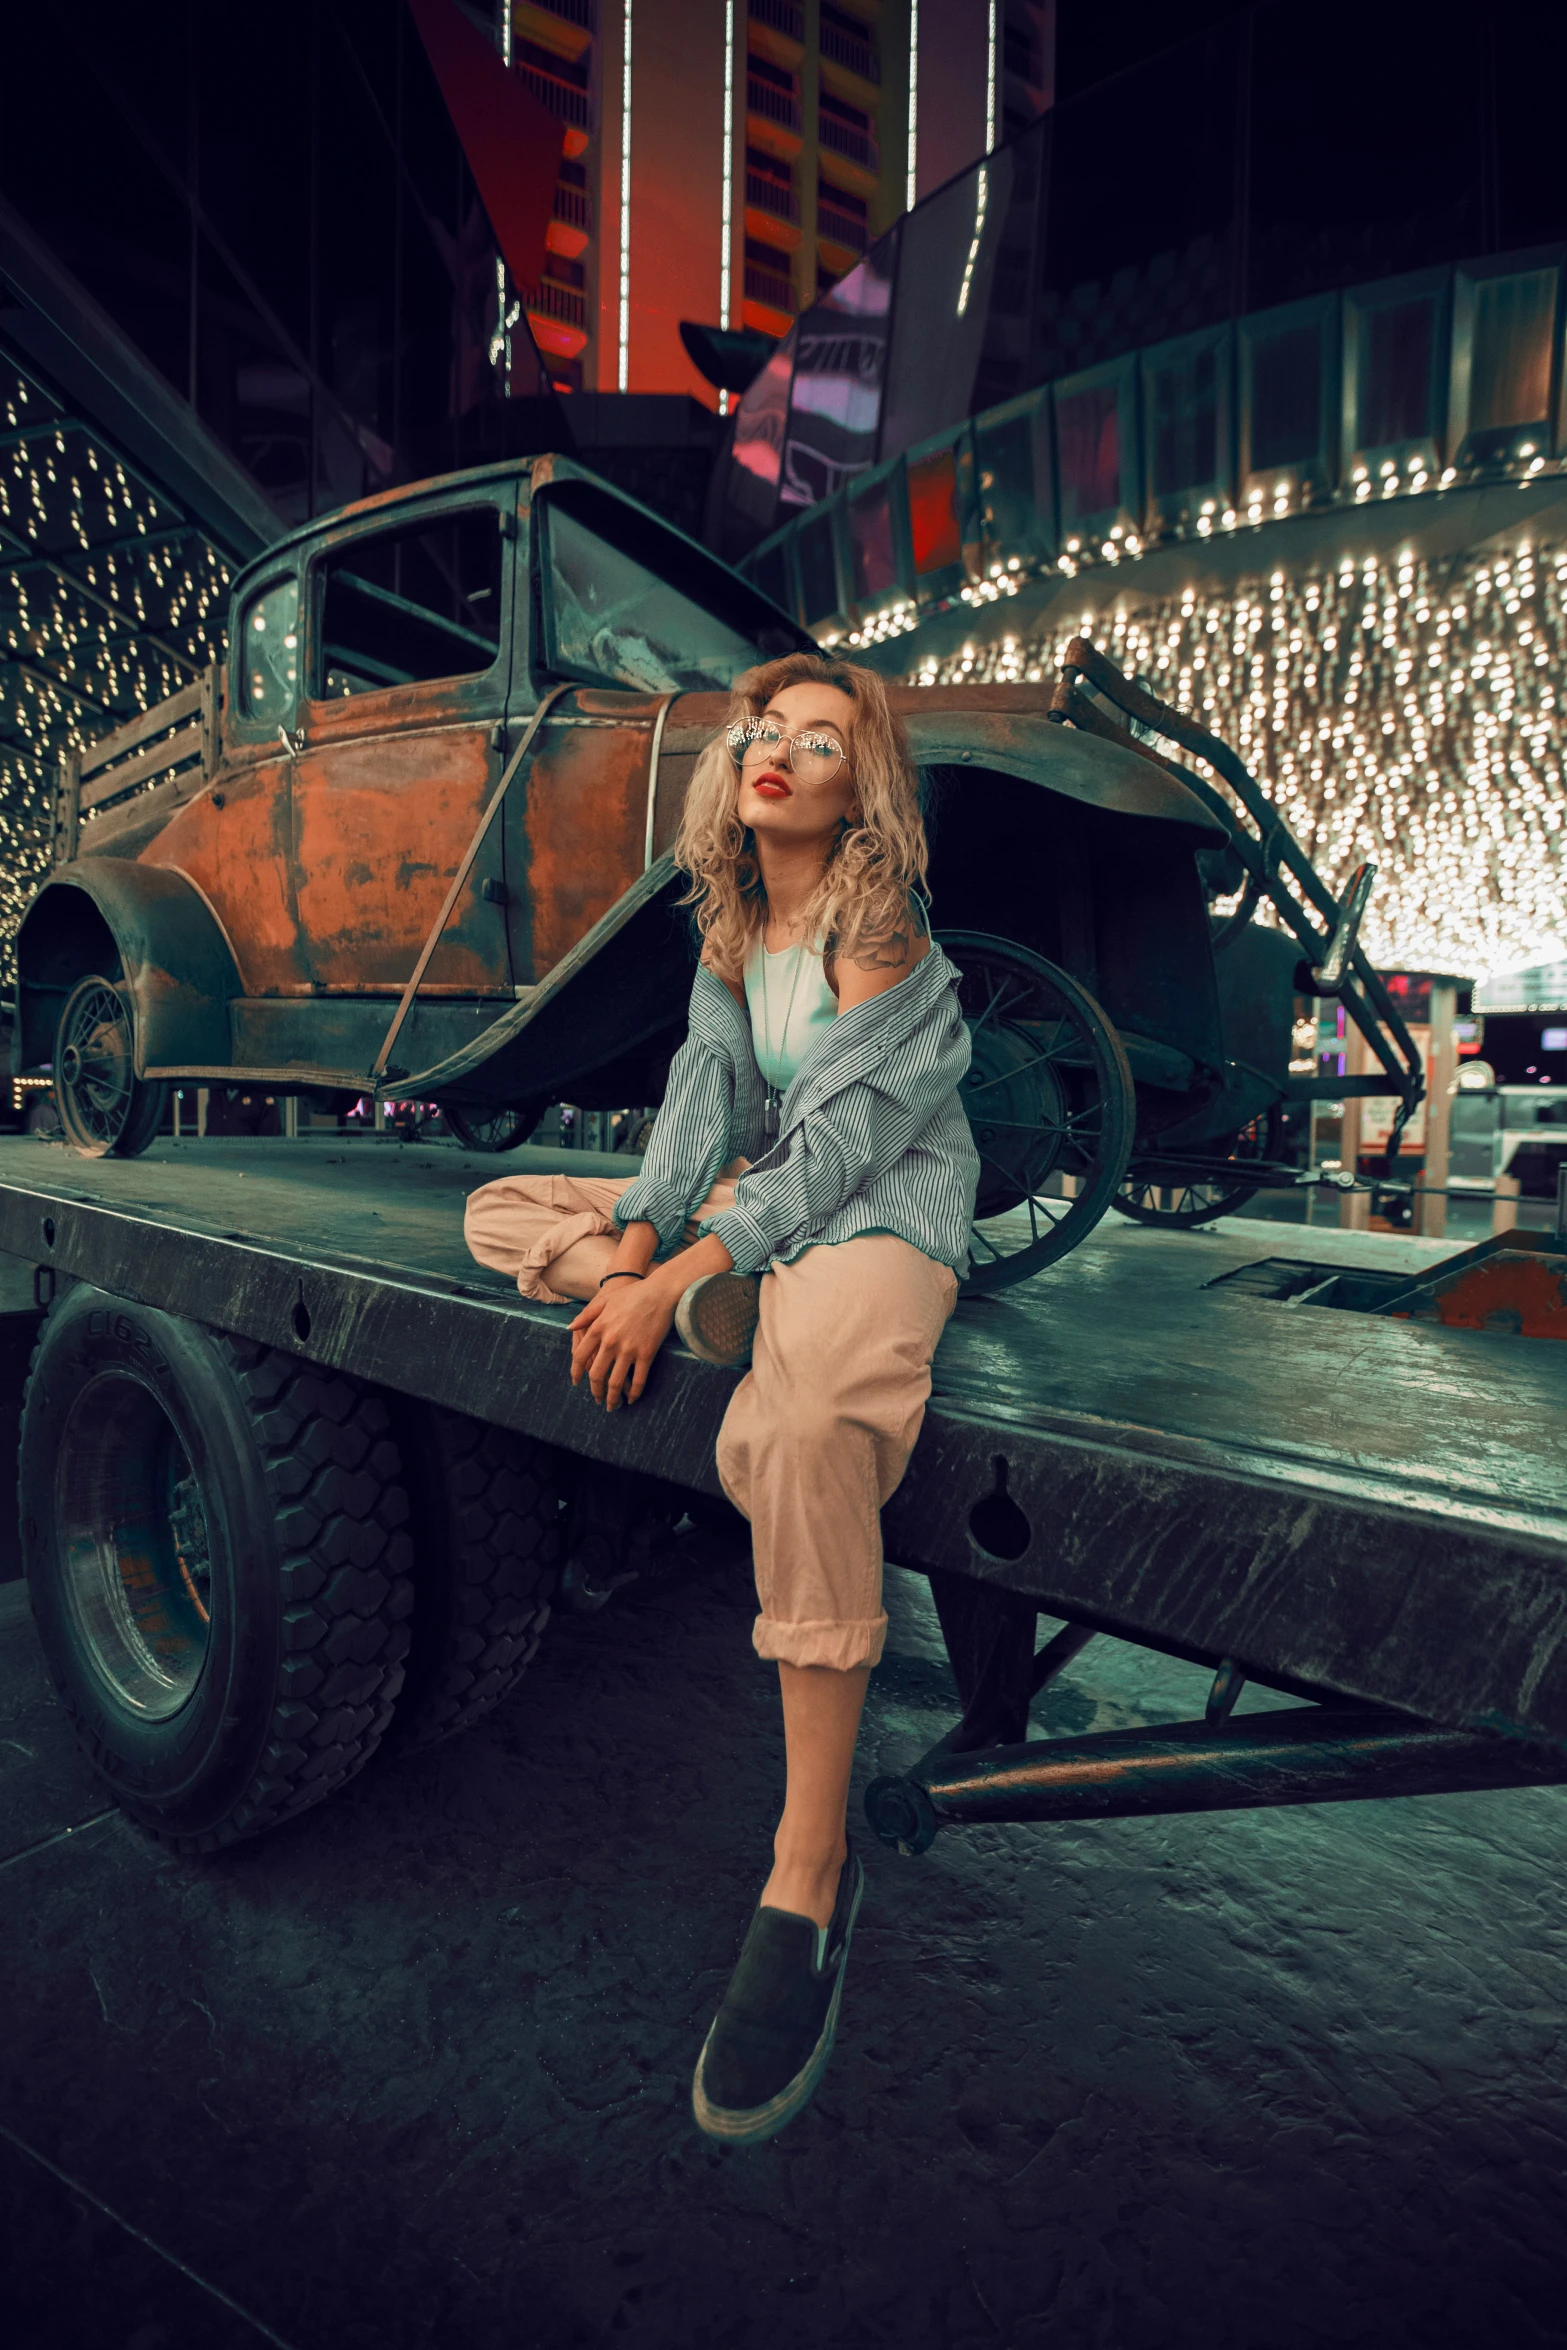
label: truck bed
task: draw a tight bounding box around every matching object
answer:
[1,1134,1563,1749]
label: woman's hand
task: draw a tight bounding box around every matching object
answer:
[569,1276,679,1410]
[567,1233,736,1410]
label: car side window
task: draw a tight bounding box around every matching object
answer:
[543,502,768,692]
[315,508,503,698]
[239,575,300,724]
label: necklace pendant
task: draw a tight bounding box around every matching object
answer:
[764,1086,780,1140]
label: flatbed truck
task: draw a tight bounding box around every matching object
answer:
[3,1131,1566,1865]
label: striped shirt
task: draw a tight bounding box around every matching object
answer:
[612,944,980,1277]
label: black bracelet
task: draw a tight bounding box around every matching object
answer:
[598,1270,646,1287]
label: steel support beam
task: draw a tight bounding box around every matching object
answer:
[864,1706,1567,1854]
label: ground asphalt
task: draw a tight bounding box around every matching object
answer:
[1,1525,1564,2350]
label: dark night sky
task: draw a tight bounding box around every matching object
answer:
[1051,0,1567,308]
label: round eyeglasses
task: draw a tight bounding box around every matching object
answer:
[727,717,846,784]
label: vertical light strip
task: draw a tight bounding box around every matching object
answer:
[493,255,509,379]
[718,0,736,413]
[906,0,919,210]
[955,166,988,315]
[618,0,634,390]
[957,0,999,316]
[985,0,998,152]
[492,5,512,382]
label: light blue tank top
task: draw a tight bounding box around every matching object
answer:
[743,931,839,1092]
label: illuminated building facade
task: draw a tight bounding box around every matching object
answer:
[515,0,1051,399]
[717,3,1567,976]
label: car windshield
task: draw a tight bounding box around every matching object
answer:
[544,502,767,692]
[318,508,503,696]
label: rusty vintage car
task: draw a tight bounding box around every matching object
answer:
[21,457,1423,1290]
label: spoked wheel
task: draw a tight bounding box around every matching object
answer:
[1111,1104,1285,1230]
[937,931,1136,1294]
[53,974,168,1158]
[442,1099,547,1153]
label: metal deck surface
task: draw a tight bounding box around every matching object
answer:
[1,1134,1564,1749]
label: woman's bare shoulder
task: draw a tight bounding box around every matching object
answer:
[699,941,749,1010]
[827,912,931,1010]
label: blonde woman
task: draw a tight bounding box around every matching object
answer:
[464,654,978,2144]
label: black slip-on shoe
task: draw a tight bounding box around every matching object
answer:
[691,1840,865,2146]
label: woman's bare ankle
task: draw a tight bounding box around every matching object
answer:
[760,1831,850,1929]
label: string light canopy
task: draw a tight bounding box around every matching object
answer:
[911,541,1567,980]
[0,351,231,974]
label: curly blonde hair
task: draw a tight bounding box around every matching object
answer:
[672,653,928,983]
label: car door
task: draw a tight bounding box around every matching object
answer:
[138,562,308,994]
[290,484,520,997]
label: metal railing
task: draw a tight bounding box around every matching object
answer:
[529,279,588,328]
[518,61,591,130]
[817,114,878,171]
[1053,637,1426,1151]
[746,171,800,224]
[748,0,804,36]
[55,664,219,864]
[745,261,796,313]
[552,185,591,231]
[817,200,868,253]
[820,23,880,82]
[747,77,803,134]
[534,0,596,27]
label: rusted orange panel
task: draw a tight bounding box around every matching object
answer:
[141,754,303,995]
[303,673,490,745]
[653,690,727,861]
[1403,1254,1567,1341]
[513,709,650,980]
[292,725,505,992]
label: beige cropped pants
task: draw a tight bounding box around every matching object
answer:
[464,1171,958,1671]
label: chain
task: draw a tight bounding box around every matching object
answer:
[759,920,808,1141]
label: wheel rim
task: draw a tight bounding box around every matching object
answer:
[1113,1105,1283,1230]
[56,1374,214,1720]
[445,1101,540,1152]
[938,932,1136,1293]
[1114,1176,1249,1226]
[55,978,135,1152]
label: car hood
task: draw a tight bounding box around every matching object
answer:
[663,682,1228,839]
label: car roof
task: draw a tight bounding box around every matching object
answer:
[227,451,817,667]
[229,459,536,597]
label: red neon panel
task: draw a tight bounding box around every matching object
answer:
[908,449,961,575]
[408,0,564,294]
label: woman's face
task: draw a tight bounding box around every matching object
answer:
[734,679,859,849]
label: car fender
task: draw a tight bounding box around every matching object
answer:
[896,698,1229,840]
[15,859,243,1076]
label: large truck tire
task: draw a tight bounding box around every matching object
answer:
[19,1288,414,1852]
[383,1405,562,1750]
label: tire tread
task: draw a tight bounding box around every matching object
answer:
[388,1406,561,1750]
[20,1311,416,1855]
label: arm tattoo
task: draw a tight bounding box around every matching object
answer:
[846,926,912,972]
